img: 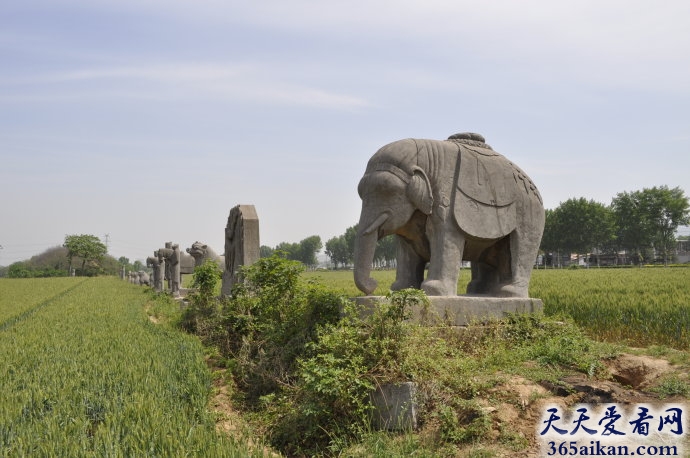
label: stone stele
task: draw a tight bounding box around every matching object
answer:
[221,204,260,297]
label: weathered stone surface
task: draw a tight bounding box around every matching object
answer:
[369,382,418,431]
[186,241,225,270]
[353,133,545,298]
[158,242,185,296]
[353,295,543,326]
[137,271,150,287]
[222,205,260,297]
[148,252,163,292]
[179,251,196,275]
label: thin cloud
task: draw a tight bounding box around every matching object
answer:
[0,62,370,110]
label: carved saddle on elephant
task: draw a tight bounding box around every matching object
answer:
[448,134,522,241]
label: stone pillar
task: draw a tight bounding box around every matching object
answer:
[155,250,165,292]
[221,204,260,297]
[158,243,174,293]
[164,242,172,290]
[147,253,162,292]
[171,244,181,297]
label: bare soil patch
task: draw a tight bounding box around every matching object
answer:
[474,353,687,457]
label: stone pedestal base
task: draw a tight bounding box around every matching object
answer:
[353,295,543,326]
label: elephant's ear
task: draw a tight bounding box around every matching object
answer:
[406,166,434,215]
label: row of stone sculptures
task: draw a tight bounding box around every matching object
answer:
[124,205,261,298]
[125,132,545,301]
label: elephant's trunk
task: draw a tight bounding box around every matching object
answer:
[354,213,388,295]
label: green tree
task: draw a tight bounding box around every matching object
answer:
[275,242,299,260]
[63,234,107,275]
[542,198,616,265]
[297,235,322,267]
[270,236,322,267]
[325,235,349,269]
[343,224,358,259]
[374,235,397,268]
[7,262,32,278]
[612,186,690,264]
[327,224,397,269]
[260,245,274,258]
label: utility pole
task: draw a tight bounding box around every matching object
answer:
[103,234,110,252]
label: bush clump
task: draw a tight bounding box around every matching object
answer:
[180,255,618,457]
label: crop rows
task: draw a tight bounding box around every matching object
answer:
[305,267,690,349]
[0,277,84,326]
[0,277,262,457]
[530,267,690,349]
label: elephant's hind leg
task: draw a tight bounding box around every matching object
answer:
[467,261,498,295]
[497,232,533,298]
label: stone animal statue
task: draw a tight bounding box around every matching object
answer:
[354,132,544,298]
[137,271,150,286]
[186,241,225,271]
[147,254,163,292]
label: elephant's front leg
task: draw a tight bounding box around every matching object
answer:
[421,216,465,296]
[391,236,426,291]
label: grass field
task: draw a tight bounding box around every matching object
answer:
[305,266,690,349]
[0,277,268,457]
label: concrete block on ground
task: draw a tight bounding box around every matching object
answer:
[369,382,418,431]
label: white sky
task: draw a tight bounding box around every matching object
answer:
[1,0,689,265]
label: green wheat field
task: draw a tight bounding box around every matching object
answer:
[304,266,690,349]
[1,267,689,455]
[0,277,265,457]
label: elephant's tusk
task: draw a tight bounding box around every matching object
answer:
[362,213,390,236]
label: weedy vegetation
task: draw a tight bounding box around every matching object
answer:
[3,262,689,457]
[186,256,690,456]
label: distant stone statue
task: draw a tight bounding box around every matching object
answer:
[137,271,150,286]
[222,205,260,297]
[186,241,225,270]
[155,250,165,292]
[162,242,173,290]
[353,133,544,298]
[171,244,181,297]
[147,253,163,292]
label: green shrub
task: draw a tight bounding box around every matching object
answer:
[180,260,222,334]
[269,289,427,455]
[222,254,344,400]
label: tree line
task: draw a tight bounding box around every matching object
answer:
[541,185,689,266]
[3,234,118,278]
[258,227,397,270]
[260,235,324,268]
[323,225,396,269]
[3,184,687,277]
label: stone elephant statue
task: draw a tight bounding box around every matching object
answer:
[354,132,544,298]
